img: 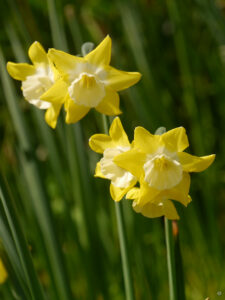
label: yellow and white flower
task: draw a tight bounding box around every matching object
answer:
[114,126,215,219]
[89,117,137,201]
[7,41,62,128]
[41,36,141,124]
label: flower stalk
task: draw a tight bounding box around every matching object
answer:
[102,115,135,300]
[165,217,178,300]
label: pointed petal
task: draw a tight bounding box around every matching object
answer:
[135,199,179,220]
[85,35,112,66]
[95,88,122,115]
[40,79,68,104]
[134,126,161,154]
[163,200,179,220]
[163,172,191,206]
[7,62,35,81]
[162,127,189,152]
[89,134,114,154]
[137,179,161,207]
[110,183,132,202]
[114,149,146,178]
[134,201,164,218]
[126,187,140,200]
[109,117,130,147]
[48,48,84,75]
[178,152,215,172]
[65,96,90,124]
[28,41,48,65]
[104,65,141,91]
[45,103,62,129]
[94,162,106,179]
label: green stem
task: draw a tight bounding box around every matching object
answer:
[165,218,178,300]
[101,115,135,300]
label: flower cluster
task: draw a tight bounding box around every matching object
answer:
[7,36,215,220]
[89,117,215,219]
[7,37,141,128]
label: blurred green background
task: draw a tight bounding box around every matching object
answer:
[0,0,224,299]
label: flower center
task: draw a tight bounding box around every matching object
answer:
[68,73,105,107]
[143,150,183,190]
[100,146,135,188]
[22,65,54,109]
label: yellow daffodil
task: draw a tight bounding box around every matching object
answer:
[41,36,141,124]
[7,41,62,128]
[0,259,7,284]
[114,126,215,219]
[89,117,137,201]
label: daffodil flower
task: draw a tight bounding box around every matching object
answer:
[7,41,62,128]
[41,36,141,124]
[0,259,7,284]
[114,126,215,219]
[89,117,137,201]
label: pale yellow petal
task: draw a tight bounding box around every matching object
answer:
[163,200,179,220]
[137,179,161,207]
[45,103,62,129]
[162,172,191,206]
[95,88,122,115]
[85,35,112,66]
[48,48,84,75]
[178,152,215,172]
[134,126,162,154]
[89,134,114,154]
[7,62,35,81]
[110,183,132,202]
[109,117,130,147]
[94,162,106,179]
[104,65,141,91]
[65,96,90,124]
[161,127,189,152]
[126,187,140,200]
[135,199,179,220]
[40,79,68,104]
[114,149,146,178]
[28,41,48,65]
[133,201,164,218]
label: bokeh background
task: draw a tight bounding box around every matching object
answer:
[0,0,225,299]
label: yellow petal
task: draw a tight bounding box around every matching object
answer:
[95,88,122,115]
[7,62,35,81]
[40,79,68,104]
[161,127,189,152]
[48,48,84,75]
[110,183,132,202]
[85,35,112,66]
[126,187,140,200]
[89,134,114,154]
[163,200,180,220]
[45,103,62,129]
[94,162,106,179]
[134,126,161,154]
[28,41,48,65]
[105,65,141,91]
[133,201,164,218]
[135,199,179,220]
[0,260,7,284]
[178,152,215,172]
[137,179,161,207]
[65,96,90,124]
[162,172,191,206]
[109,117,130,147]
[114,149,146,178]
